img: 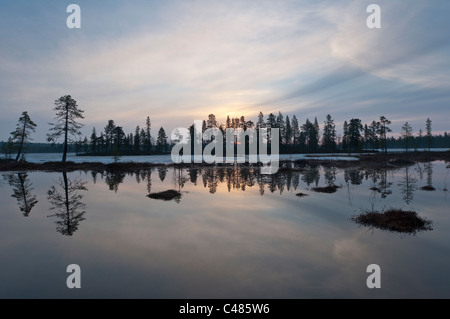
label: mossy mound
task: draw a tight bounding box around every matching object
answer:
[147,190,182,201]
[312,185,340,193]
[352,209,432,234]
[296,192,309,197]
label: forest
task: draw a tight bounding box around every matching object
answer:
[1,95,449,161]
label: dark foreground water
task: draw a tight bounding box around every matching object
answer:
[0,161,449,298]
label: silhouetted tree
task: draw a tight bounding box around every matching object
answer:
[276,112,285,145]
[144,116,152,152]
[226,115,232,128]
[47,172,87,236]
[257,112,265,129]
[301,118,319,152]
[47,95,85,162]
[322,114,336,151]
[134,126,141,152]
[266,113,276,129]
[285,115,292,145]
[156,127,168,153]
[291,115,300,148]
[207,114,218,128]
[377,116,391,154]
[347,118,363,151]
[342,121,349,151]
[401,122,413,156]
[113,126,125,151]
[426,118,432,151]
[90,127,98,153]
[365,121,378,151]
[98,132,106,152]
[10,111,37,162]
[104,120,116,152]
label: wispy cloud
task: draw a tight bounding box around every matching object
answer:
[0,0,449,141]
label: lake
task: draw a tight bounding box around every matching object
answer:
[0,161,449,298]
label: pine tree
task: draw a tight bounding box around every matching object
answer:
[266,113,276,128]
[342,121,349,151]
[104,120,116,152]
[207,114,218,129]
[47,95,84,162]
[98,133,106,152]
[426,118,432,151]
[134,126,141,152]
[90,127,97,153]
[322,114,336,152]
[301,118,319,152]
[226,115,232,128]
[10,111,37,162]
[291,115,300,147]
[276,112,285,145]
[369,121,379,151]
[347,118,363,151]
[285,115,292,145]
[157,127,168,153]
[257,112,265,129]
[140,128,146,149]
[113,126,125,151]
[145,116,152,152]
[377,116,391,154]
[401,122,413,155]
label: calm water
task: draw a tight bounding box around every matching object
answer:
[1,161,449,298]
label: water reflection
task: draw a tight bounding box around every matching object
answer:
[1,163,443,233]
[3,173,38,217]
[1,162,450,298]
[84,163,430,206]
[419,162,436,191]
[158,166,168,182]
[398,166,417,205]
[47,172,87,236]
[369,167,392,199]
[105,171,126,193]
[81,164,430,204]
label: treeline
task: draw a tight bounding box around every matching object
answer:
[2,94,449,162]
[79,117,170,156]
[174,113,447,154]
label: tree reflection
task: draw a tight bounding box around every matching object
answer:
[398,166,417,204]
[300,164,320,187]
[158,166,168,182]
[323,166,337,187]
[173,167,188,191]
[84,162,442,205]
[4,173,38,216]
[105,171,126,193]
[188,168,199,185]
[47,172,87,236]
[420,162,435,191]
[369,168,392,199]
[344,168,364,185]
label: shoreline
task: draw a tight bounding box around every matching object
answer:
[0,151,448,173]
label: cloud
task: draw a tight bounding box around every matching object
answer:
[0,0,449,141]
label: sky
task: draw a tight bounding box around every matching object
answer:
[0,0,449,142]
